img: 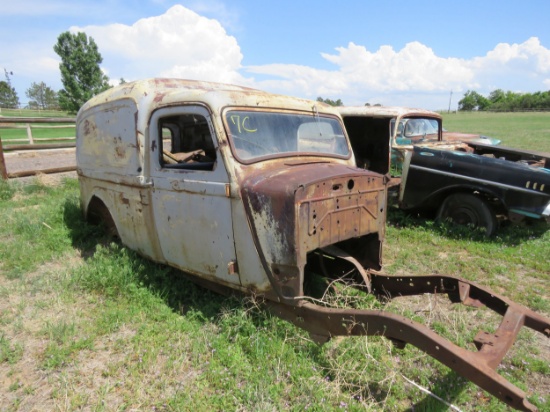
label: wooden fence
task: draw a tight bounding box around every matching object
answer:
[0,117,77,180]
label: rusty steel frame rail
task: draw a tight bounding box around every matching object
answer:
[267,273,549,412]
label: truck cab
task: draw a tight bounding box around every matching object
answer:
[76,78,388,304]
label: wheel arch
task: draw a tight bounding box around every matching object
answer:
[85,193,120,238]
[421,184,507,214]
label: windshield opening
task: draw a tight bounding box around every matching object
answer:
[390,117,440,146]
[225,110,350,162]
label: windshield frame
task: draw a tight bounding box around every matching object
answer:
[223,107,352,164]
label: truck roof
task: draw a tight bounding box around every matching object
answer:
[337,105,442,120]
[78,78,337,117]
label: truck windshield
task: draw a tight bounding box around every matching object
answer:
[391,117,440,145]
[226,110,350,161]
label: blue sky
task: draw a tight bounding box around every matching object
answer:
[1,0,550,110]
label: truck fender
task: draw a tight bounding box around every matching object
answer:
[85,194,120,238]
[400,150,506,213]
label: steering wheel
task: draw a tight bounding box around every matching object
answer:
[179,149,206,163]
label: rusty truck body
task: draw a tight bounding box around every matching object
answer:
[339,105,550,235]
[76,79,549,411]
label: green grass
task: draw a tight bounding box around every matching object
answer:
[0,112,549,411]
[0,126,75,142]
[0,108,75,143]
[0,108,72,118]
[0,178,548,411]
[441,111,550,152]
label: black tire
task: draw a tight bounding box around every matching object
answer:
[436,193,497,236]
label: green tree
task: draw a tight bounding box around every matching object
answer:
[0,69,20,109]
[317,96,344,106]
[458,89,550,112]
[488,89,505,104]
[25,81,59,110]
[458,90,489,111]
[54,31,110,113]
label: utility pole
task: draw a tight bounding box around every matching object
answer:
[448,90,453,113]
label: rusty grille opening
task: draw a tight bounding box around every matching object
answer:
[303,233,381,299]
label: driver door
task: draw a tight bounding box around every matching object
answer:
[149,105,241,286]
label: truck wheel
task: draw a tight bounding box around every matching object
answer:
[436,193,497,236]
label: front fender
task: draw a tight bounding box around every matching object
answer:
[400,147,550,218]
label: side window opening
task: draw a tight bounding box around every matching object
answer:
[159,114,217,171]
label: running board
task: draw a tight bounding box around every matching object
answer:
[267,273,549,412]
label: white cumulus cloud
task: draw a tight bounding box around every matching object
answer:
[246,41,477,107]
[72,4,246,84]
[484,37,550,72]
[467,37,550,92]
[322,41,475,91]
[246,37,550,108]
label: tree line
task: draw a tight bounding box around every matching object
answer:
[1,31,112,113]
[458,89,550,112]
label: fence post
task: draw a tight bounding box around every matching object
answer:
[0,137,8,180]
[26,123,34,144]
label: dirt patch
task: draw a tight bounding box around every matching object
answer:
[3,148,76,181]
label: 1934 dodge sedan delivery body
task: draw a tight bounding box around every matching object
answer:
[76,78,387,303]
[76,79,549,411]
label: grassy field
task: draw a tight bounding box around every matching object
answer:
[0,113,549,411]
[441,111,550,152]
[0,109,75,144]
[0,108,72,118]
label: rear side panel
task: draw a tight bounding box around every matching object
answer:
[77,98,162,260]
[77,98,144,184]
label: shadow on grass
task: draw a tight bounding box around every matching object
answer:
[62,198,230,321]
[62,199,500,410]
[387,207,549,246]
